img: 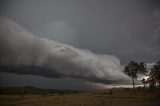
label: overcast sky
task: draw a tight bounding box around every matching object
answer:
[0,0,160,90]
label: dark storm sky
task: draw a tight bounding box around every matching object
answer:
[0,0,160,90]
[1,0,160,63]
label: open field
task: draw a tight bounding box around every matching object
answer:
[0,90,160,106]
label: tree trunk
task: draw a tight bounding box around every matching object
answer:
[132,77,135,89]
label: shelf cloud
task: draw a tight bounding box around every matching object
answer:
[0,16,129,84]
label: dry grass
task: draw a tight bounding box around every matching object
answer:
[0,90,160,106]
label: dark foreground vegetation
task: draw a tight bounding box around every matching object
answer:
[0,86,160,106]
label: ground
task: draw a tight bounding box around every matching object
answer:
[0,90,160,106]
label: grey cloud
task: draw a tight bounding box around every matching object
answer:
[35,21,78,46]
[0,72,91,90]
[0,16,129,84]
[0,0,160,64]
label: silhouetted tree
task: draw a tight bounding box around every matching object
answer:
[147,77,156,88]
[141,78,147,88]
[147,60,160,88]
[123,61,147,89]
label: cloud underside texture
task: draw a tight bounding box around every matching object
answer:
[0,16,129,84]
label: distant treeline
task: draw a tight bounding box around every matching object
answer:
[0,86,83,95]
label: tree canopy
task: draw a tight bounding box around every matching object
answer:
[123,61,147,89]
[147,60,160,88]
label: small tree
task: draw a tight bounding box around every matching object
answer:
[141,78,147,88]
[147,60,160,88]
[123,61,147,89]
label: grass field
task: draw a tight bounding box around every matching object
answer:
[0,90,160,106]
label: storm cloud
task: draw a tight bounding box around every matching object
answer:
[0,16,129,84]
[0,0,160,64]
